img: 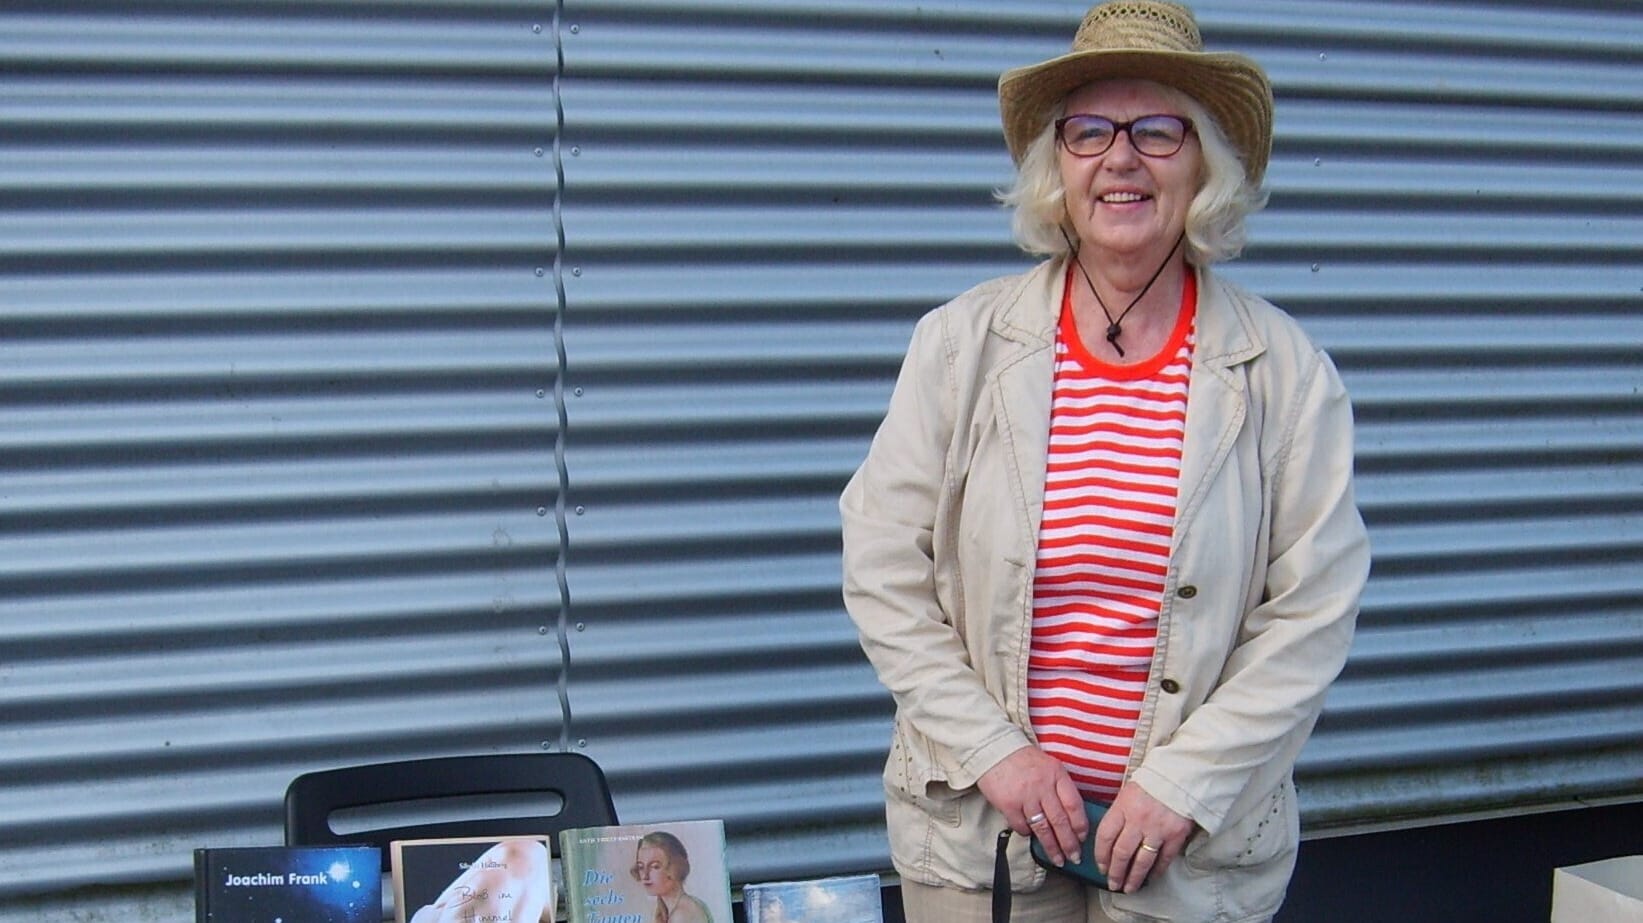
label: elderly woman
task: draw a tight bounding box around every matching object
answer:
[839,2,1371,922]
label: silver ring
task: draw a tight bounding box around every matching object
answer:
[1138,842,1160,853]
[1027,812,1047,826]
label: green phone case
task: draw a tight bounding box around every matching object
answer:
[1028,800,1112,890]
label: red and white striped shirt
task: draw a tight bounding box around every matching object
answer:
[1028,268,1196,801]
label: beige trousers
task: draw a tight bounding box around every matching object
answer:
[899,877,1122,923]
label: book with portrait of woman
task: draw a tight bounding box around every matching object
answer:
[558,820,731,923]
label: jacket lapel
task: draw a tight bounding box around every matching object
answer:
[987,260,1062,544]
[1173,266,1264,546]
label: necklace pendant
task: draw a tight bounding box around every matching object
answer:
[1105,322,1126,357]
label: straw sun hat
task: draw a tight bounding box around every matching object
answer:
[998,0,1274,185]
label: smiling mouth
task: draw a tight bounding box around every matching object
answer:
[1099,191,1150,204]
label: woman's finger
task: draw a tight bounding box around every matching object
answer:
[1021,806,1062,864]
[1055,776,1090,840]
[1119,836,1162,893]
[1039,806,1081,865]
[1103,830,1137,891]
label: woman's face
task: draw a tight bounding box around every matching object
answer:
[634,846,680,898]
[1057,79,1203,263]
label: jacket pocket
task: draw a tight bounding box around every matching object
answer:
[884,720,963,826]
[1184,778,1297,872]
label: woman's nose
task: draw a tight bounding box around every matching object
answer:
[1104,130,1142,166]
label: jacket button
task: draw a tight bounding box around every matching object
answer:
[1160,679,1181,694]
[1176,585,1197,599]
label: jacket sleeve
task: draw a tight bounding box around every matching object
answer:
[1130,347,1371,834]
[839,309,1032,791]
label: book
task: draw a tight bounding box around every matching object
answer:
[559,820,732,923]
[742,874,883,923]
[194,844,382,923]
[390,835,556,923]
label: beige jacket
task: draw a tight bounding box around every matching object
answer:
[840,258,1370,922]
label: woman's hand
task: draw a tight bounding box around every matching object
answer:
[1094,783,1195,894]
[975,746,1088,865]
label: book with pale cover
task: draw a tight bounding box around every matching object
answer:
[559,820,731,923]
[742,874,883,923]
[389,835,555,923]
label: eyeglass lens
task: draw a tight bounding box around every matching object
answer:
[1057,115,1191,157]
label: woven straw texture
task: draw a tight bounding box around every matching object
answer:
[998,0,1273,185]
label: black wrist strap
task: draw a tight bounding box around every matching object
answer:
[992,829,1013,923]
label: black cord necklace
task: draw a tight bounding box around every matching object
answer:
[1061,229,1186,358]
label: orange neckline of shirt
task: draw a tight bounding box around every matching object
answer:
[1058,262,1198,381]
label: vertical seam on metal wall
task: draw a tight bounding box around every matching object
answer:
[550,0,575,753]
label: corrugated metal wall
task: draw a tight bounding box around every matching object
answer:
[0,1,1638,920]
[1,3,574,919]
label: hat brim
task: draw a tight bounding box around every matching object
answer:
[998,49,1273,185]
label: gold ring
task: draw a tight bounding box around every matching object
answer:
[1138,842,1160,853]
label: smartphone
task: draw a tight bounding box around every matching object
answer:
[1028,799,1112,890]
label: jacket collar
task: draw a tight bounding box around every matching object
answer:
[989,258,1062,347]
[1191,263,1265,371]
